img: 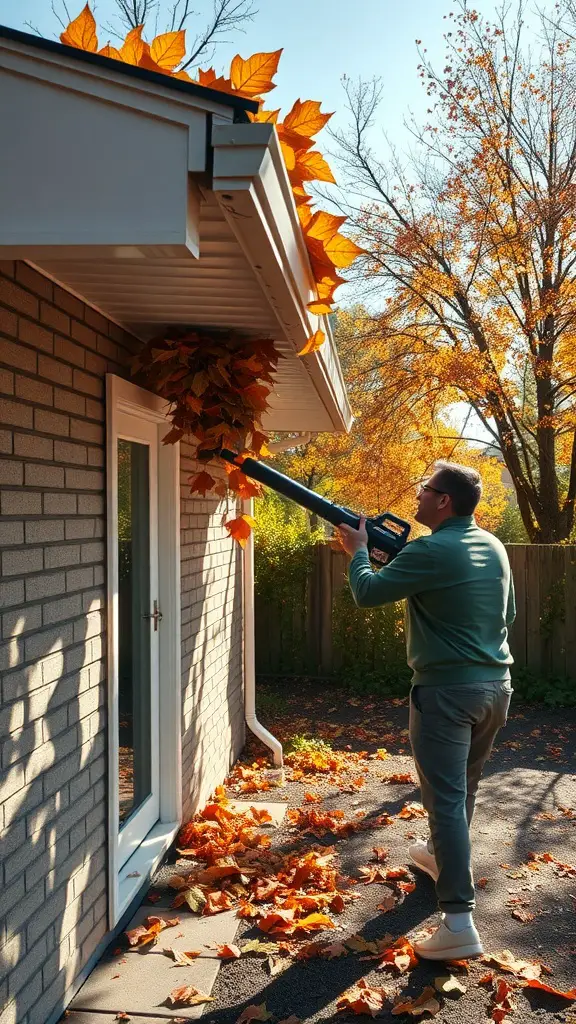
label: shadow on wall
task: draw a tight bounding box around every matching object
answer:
[179,448,245,820]
[1,593,106,1024]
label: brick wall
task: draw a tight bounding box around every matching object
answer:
[0,261,135,1024]
[180,443,245,818]
[0,260,247,1024]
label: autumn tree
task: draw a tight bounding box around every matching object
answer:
[274,309,508,534]
[332,0,576,542]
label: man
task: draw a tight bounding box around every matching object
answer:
[337,461,515,960]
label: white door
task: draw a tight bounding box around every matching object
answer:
[115,410,160,868]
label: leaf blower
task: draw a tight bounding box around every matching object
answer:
[219,449,411,566]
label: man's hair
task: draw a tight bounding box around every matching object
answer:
[433,461,483,516]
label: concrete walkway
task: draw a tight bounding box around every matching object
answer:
[64,800,287,1024]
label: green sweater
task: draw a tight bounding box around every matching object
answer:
[348,516,515,686]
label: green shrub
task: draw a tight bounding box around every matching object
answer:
[332,583,411,696]
[510,668,575,707]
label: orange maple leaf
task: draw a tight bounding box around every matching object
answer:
[61,4,98,50]
[189,471,216,496]
[230,49,283,97]
[224,514,256,548]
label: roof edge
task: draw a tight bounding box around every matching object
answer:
[0,23,260,120]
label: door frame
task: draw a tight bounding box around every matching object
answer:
[106,373,182,926]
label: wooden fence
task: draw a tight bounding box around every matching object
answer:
[255,543,576,679]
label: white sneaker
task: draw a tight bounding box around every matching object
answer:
[413,919,483,960]
[408,840,439,882]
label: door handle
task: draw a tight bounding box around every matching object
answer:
[143,600,163,631]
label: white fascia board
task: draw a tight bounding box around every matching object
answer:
[212,123,353,433]
[0,34,236,174]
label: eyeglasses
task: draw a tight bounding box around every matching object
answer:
[417,482,450,498]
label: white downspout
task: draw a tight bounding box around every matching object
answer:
[242,497,284,774]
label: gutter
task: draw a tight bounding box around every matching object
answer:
[0,24,259,122]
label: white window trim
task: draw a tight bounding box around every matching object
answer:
[106,373,182,926]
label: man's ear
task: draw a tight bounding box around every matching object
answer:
[438,494,451,510]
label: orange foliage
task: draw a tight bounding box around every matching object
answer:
[60,5,359,330]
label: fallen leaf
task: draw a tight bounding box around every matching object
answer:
[392,986,441,1016]
[163,947,201,966]
[523,979,576,1000]
[481,949,543,980]
[241,939,280,955]
[125,916,180,947]
[165,985,215,1007]
[373,937,418,974]
[322,941,349,959]
[512,908,535,923]
[477,877,489,889]
[377,891,397,913]
[434,975,467,996]
[398,802,428,820]
[217,944,242,959]
[337,978,389,1017]
[372,847,389,863]
[490,977,516,1022]
[236,1005,274,1024]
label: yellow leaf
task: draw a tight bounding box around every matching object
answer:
[138,49,170,75]
[306,211,348,244]
[293,150,336,185]
[307,301,333,315]
[60,4,98,51]
[173,69,193,81]
[284,99,333,137]
[150,30,186,70]
[252,108,280,123]
[230,49,283,97]
[196,67,234,92]
[280,141,296,171]
[324,232,364,268]
[98,43,122,59]
[298,330,325,356]
[297,204,313,231]
[120,24,144,65]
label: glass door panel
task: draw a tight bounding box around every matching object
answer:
[116,413,160,868]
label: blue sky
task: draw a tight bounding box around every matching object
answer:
[1,0,512,154]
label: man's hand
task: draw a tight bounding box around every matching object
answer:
[337,515,369,557]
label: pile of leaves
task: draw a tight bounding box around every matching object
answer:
[132,328,278,544]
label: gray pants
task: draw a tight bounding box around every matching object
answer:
[409,679,512,913]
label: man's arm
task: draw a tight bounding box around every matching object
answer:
[348,539,438,608]
[506,573,516,625]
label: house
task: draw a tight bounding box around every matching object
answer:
[0,26,352,1024]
